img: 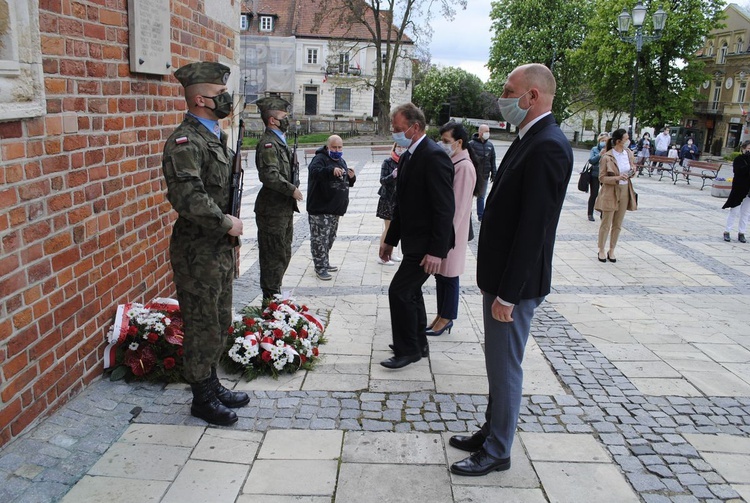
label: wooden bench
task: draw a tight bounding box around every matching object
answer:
[302,148,318,163]
[370,145,392,161]
[675,159,723,190]
[638,155,678,182]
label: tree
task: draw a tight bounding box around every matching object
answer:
[314,0,466,134]
[575,0,725,130]
[412,66,485,123]
[486,0,593,122]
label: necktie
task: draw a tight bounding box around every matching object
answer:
[400,150,411,167]
[213,123,221,138]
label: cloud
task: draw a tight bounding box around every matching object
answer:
[427,0,494,83]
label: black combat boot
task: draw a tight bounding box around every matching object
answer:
[210,367,250,408]
[190,378,238,426]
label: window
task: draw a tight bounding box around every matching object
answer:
[737,38,744,54]
[739,81,747,104]
[584,119,593,131]
[605,120,613,132]
[240,14,249,30]
[306,48,318,65]
[260,15,273,32]
[338,53,349,74]
[334,88,351,111]
[719,42,728,64]
[381,52,387,64]
[707,43,714,57]
[712,81,722,111]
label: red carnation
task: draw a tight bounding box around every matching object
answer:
[290,330,297,339]
[228,326,234,334]
[300,354,307,364]
[128,325,138,336]
[312,347,319,356]
[300,329,308,339]
[273,328,283,339]
[261,351,272,362]
[147,332,159,343]
[268,302,278,311]
[163,357,176,369]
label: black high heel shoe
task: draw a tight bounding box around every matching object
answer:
[426,320,453,336]
[597,252,606,263]
[607,252,617,263]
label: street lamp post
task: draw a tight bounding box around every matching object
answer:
[617,2,667,132]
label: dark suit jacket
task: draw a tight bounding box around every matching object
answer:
[477,114,573,304]
[385,136,455,258]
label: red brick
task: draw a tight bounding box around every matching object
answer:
[78,80,101,94]
[40,35,65,56]
[22,221,52,244]
[83,22,106,40]
[0,188,18,210]
[2,142,25,160]
[18,180,50,201]
[6,324,38,358]
[28,259,52,283]
[0,399,21,431]
[58,18,84,37]
[10,397,46,436]
[0,271,26,297]
[4,353,29,379]
[29,329,62,361]
[45,78,67,94]
[0,254,19,278]
[0,122,23,139]
[48,193,73,213]
[51,248,81,273]
[63,135,87,151]
[32,361,63,398]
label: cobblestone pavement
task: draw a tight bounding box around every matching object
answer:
[1,145,749,502]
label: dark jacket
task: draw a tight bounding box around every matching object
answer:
[306,146,356,216]
[588,144,604,177]
[378,156,398,203]
[469,133,497,178]
[255,128,299,217]
[723,153,750,209]
[477,114,573,304]
[385,136,455,258]
[680,143,699,162]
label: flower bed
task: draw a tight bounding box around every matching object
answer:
[104,296,326,382]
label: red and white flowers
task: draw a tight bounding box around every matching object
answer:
[222,295,326,380]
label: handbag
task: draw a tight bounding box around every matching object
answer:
[577,162,592,192]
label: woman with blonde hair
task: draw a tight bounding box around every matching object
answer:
[595,128,638,262]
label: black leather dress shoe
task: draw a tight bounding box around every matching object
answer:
[449,431,486,452]
[450,448,510,476]
[389,344,429,357]
[380,354,421,369]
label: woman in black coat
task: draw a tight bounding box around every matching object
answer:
[722,140,750,243]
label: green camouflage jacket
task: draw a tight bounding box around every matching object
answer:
[254,129,299,217]
[162,115,234,255]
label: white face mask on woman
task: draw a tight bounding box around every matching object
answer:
[440,141,455,157]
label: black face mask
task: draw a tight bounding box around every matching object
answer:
[205,92,232,119]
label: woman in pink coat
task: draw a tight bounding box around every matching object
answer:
[427,122,478,336]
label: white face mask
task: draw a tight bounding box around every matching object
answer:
[481,132,490,140]
[440,141,454,157]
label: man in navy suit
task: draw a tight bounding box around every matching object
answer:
[449,64,573,476]
[379,103,455,369]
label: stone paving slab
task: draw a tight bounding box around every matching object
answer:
[3,147,750,503]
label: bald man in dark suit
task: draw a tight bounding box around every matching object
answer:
[450,64,573,476]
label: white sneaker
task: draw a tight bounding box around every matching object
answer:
[378,258,396,266]
[390,255,402,263]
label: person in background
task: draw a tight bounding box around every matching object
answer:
[654,127,671,156]
[254,97,304,300]
[635,132,652,172]
[425,122,478,337]
[668,144,680,159]
[595,128,638,263]
[376,144,403,266]
[162,62,249,426]
[468,124,497,222]
[449,64,573,477]
[722,140,750,243]
[587,132,609,221]
[306,135,356,280]
[680,137,700,165]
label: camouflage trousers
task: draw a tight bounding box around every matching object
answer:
[257,211,294,300]
[170,246,234,383]
[308,214,340,273]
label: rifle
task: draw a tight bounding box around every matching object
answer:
[291,120,300,187]
[228,119,245,252]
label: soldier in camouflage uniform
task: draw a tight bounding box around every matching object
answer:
[161,61,250,426]
[306,135,356,280]
[254,97,303,300]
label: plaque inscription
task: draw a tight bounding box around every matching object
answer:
[127,0,171,75]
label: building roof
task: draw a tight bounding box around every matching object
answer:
[242,0,412,43]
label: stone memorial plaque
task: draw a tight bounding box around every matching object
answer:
[128,0,171,75]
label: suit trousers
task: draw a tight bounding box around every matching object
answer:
[725,196,750,234]
[479,292,544,459]
[257,212,294,299]
[435,274,459,320]
[388,254,430,356]
[597,184,629,252]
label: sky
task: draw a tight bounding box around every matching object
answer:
[427,0,494,83]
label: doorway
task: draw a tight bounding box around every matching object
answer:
[304,86,318,116]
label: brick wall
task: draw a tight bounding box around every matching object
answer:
[0,0,237,447]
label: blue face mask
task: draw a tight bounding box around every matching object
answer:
[329,150,343,160]
[599,142,606,149]
[497,90,531,127]
[392,123,414,148]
